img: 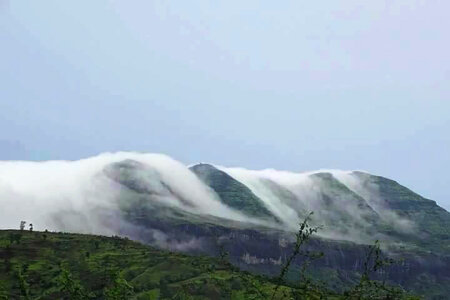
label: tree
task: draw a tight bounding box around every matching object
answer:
[103,273,134,300]
[17,268,31,300]
[20,221,26,231]
[271,212,322,300]
[218,243,230,265]
[345,240,418,299]
[57,266,90,300]
[29,224,33,232]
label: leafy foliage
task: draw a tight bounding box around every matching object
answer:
[0,230,315,299]
[345,240,420,300]
[0,228,420,299]
[104,273,134,300]
[271,212,323,300]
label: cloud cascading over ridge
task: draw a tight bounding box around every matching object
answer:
[0,152,424,245]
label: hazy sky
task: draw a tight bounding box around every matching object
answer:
[1,1,449,210]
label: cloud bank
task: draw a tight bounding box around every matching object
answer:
[0,152,417,246]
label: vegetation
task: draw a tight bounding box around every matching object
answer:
[0,229,323,299]
[345,240,413,299]
[190,163,279,222]
[103,161,449,299]
[0,214,421,299]
[352,171,450,253]
[270,212,323,300]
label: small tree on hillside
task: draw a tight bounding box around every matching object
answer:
[20,221,26,231]
[17,268,31,300]
[345,240,418,299]
[104,272,134,300]
[57,265,90,300]
[271,212,322,300]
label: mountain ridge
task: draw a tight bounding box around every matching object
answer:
[0,152,449,298]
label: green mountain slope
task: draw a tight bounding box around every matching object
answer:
[99,162,449,298]
[0,230,341,300]
[308,173,381,229]
[190,164,278,222]
[104,159,195,207]
[349,172,450,252]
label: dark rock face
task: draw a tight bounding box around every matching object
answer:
[118,213,450,299]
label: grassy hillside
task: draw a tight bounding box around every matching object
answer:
[0,230,422,299]
[0,230,341,300]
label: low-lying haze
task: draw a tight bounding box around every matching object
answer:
[0,152,432,247]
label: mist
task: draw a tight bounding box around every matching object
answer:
[217,166,416,243]
[0,152,420,246]
[0,152,254,233]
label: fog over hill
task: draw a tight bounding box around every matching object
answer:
[2,151,450,298]
[1,152,448,251]
[0,152,257,233]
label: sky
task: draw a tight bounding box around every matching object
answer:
[0,1,449,210]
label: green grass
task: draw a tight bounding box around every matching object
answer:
[0,230,343,299]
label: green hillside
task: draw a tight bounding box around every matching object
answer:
[0,230,335,300]
[350,172,450,253]
[308,173,381,228]
[190,164,278,222]
[0,230,421,300]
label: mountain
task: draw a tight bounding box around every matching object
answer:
[0,152,449,298]
[346,171,450,252]
[189,163,279,222]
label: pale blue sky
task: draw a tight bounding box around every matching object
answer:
[1,1,449,210]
